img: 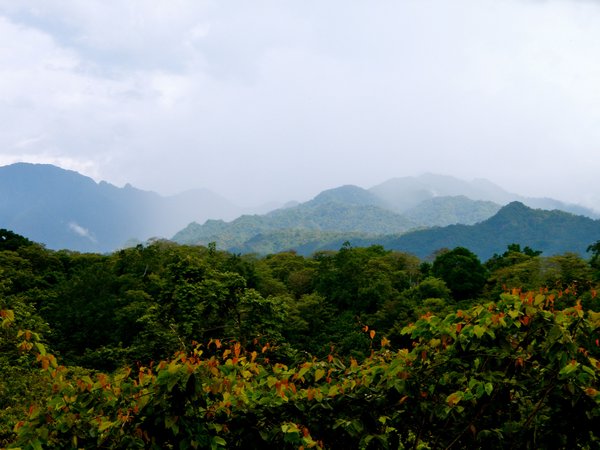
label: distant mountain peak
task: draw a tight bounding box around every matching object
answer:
[309,184,383,207]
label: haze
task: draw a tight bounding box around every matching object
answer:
[1,0,599,210]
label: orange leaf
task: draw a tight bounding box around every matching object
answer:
[369,330,376,339]
[585,387,598,397]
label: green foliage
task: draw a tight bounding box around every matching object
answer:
[371,202,600,260]
[173,196,417,255]
[4,231,600,448]
[0,229,36,251]
[9,291,600,449]
[433,247,487,300]
[589,240,600,264]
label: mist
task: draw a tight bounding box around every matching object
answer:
[1,0,600,210]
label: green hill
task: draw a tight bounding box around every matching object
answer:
[173,199,416,249]
[354,202,600,260]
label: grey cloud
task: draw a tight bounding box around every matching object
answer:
[1,0,600,210]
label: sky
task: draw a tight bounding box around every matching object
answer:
[1,0,600,210]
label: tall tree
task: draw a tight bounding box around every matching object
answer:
[432,247,487,300]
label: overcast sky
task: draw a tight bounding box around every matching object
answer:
[1,0,599,209]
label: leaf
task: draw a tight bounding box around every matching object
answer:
[314,368,325,382]
[473,325,485,339]
[559,360,579,378]
[446,391,464,407]
[211,436,227,449]
[98,420,114,432]
[295,364,311,380]
[328,385,339,397]
[0,309,14,322]
[282,422,300,433]
[585,387,598,397]
[34,342,47,356]
[484,382,493,396]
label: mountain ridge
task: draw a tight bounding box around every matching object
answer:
[1,162,598,254]
[358,201,600,260]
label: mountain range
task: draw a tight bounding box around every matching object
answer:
[1,162,599,258]
[0,163,273,252]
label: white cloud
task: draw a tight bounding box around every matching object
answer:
[68,222,97,242]
[0,0,599,209]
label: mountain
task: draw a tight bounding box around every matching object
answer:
[175,202,600,259]
[173,178,599,257]
[403,195,502,227]
[308,185,385,208]
[354,202,600,260]
[369,174,509,211]
[173,189,416,249]
[4,163,598,256]
[0,163,249,252]
[369,173,598,218]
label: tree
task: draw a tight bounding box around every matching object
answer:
[587,240,600,280]
[432,247,487,300]
[0,229,35,252]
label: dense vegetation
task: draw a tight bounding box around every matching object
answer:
[175,201,600,260]
[2,227,600,448]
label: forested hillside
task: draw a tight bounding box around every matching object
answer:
[175,202,600,259]
[173,200,416,250]
[368,202,600,260]
[2,228,600,448]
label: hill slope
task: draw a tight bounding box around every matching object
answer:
[360,202,600,260]
[173,193,416,249]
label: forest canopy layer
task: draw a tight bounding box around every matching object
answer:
[2,229,600,448]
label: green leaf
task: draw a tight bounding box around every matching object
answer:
[281,422,300,433]
[34,342,46,356]
[559,361,579,378]
[165,415,179,433]
[314,368,325,382]
[98,420,114,432]
[211,436,227,449]
[213,436,226,445]
[485,382,493,396]
[473,325,485,338]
